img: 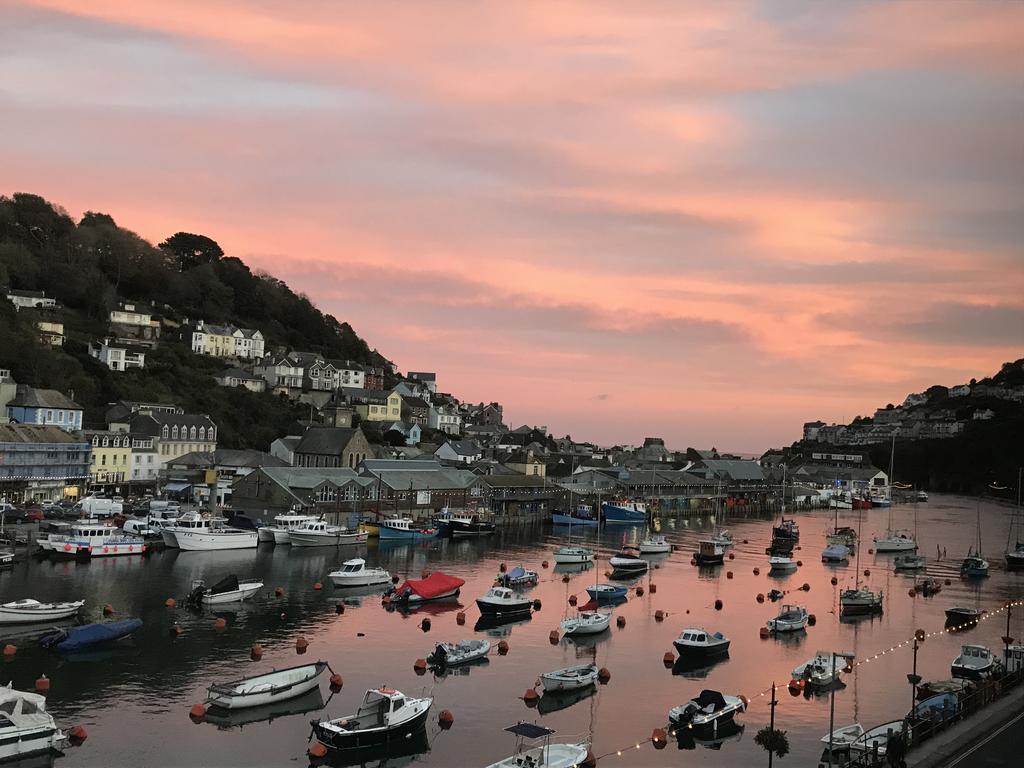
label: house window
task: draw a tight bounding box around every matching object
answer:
[199,427,206,440]
[162,426,169,438]
[172,426,179,439]
[190,426,197,440]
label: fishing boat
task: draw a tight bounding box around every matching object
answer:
[0,684,70,761]
[0,599,84,625]
[484,723,590,768]
[559,611,610,636]
[960,552,989,578]
[426,639,491,667]
[601,499,647,524]
[476,587,533,617]
[609,546,648,575]
[951,644,1001,680]
[944,607,981,627]
[206,661,327,710]
[894,553,926,571]
[821,544,850,563]
[311,687,432,752]
[772,518,799,543]
[357,520,380,538]
[498,566,539,589]
[39,618,143,653]
[540,664,598,693]
[43,518,145,558]
[377,518,437,540]
[550,511,599,527]
[792,651,850,688]
[585,583,627,603]
[287,520,367,547]
[389,573,465,605]
[669,690,747,732]
[768,555,797,573]
[328,558,392,588]
[766,604,808,633]
[638,534,671,554]
[257,514,318,544]
[166,512,258,551]
[673,628,730,660]
[433,508,496,537]
[186,575,263,606]
[695,540,725,566]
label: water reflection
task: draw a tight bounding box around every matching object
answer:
[673,655,729,679]
[537,685,595,715]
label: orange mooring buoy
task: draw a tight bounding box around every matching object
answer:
[831,576,838,585]
[714,599,723,611]
[414,658,427,673]
[456,611,466,625]
[523,688,539,706]
[549,630,559,644]
[213,617,227,632]
[189,704,206,721]
[103,604,114,616]
[3,644,16,658]
[756,593,765,603]
[753,567,760,575]
[728,552,735,560]
[35,675,49,693]
[165,598,176,608]
[760,627,770,639]
[562,574,570,583]
[808,614,817,626]
[597,667,611,684]
[654,610,665,622]
[313,582,322,591]
[275,586,284,597]
[438,709,454,729]
[499,563,507,573]
[541,560,549,568]
[68,724,88,743]
[330,673,343,689]
[335,602,345,614]
[864,569,871,577]
[796,561,803,567]
[662,652,674,667]
[652,727,668,749]
[909,588,917,597]
[308,741,328,759]
[296,636,309,652]
[498,640,509,655]
[802,583,810,592]
[726,571,733,579]
[636,586,645,596]
[533,599,542,611]
[391,574,400,584]
[616,615,626,628]
[650,583,657,593]
[568,594,577,606]
[250,644,263,660]
[420,618,431,632]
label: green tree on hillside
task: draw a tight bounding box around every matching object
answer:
[160,232,224,270]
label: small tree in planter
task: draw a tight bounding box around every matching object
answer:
[755,726,790,761]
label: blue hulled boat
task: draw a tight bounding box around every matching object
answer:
[586,584,627,603]
[40,618,143,653]
[378,518,438,540]
[601,500,647,524]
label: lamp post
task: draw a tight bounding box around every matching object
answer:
[768,681,777,768]
[908,629,925,721]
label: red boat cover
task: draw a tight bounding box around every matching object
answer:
[395,572,465,599]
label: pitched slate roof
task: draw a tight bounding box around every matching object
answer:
[0,424,87,444]
[168,449,286,470]
[7,386,82,411]
[442,439,481,456]
[293,427,361,456]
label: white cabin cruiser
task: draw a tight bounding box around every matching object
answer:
[311,686,432,751]
[0,684,69,761]
[767,604,808,633]
[768,555,797,572]
[476,587,533,617]
[206,661,327,710]
[951,644,1000,680]
[669,689,747,732]
[609,547,648,575]
[840,587,883,615]
[485,723,590,768]
[673,628,730,659]
[328,558,392,588]
[43,518,145,558]
[0,599,84,625]
[257,514,318,544]
[560,611,610,636]
[540,664,598,693]
[287,520,367,547]
[638,535,671,554]
[821,544,850,563]
[163,512,258,551]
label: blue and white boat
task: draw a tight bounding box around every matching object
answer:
[550,505,599,527]
[586,584,627,603]
[378,518,438,540]
[601,500,647,524]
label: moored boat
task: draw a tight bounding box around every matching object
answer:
[287,520,367,547]
[328,558,392,588]
[960,553,989,578]
[0,684,70,761]
[311,687,432,752]
[206,661,327,710]
[673,628,730,659]
[944,606,981,627]
[609,547,648,576]
[377,518,437,540]
[585,583,627,603]
[768,555,797,572]
[497,566,538,589]
[695,540,724,566]
[46,518,145,558]
[559,611,610,636]
[553,546,593,564]
[601,499,647,524]
[257,514,318,544]
[821,544,850,563]
[40,618,143,653]
[540,663,598,693]
[767,604,808,633]
[873,531,916,552]
[772,517,799,543]
[187,575,263,606]
[827,526,858,547]
[792,651,851,687]
[849,721,906,756]
[0,599,84,625]
[426,639,490,667]
[433,507,496,537]
[951,644,1000,680]
[476,587,533,617]
[669,689,747,731]
[639,534,671,554]
[389,573,465,605]
[840,587,883,616]
[484,723,589,768]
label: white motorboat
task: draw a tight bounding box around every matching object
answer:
[476,587,533,617]
[638,535,671,554]
[328,558,392,588]
[163,512,257,551]
[917,490,929,502]
[553,546,593,564]
[951,644,1000,680]
[540,663,598,693]
[426,639,491,667]
[695,540,725,566]
[792,651,849,687]
[767,604,808,633]
[821,544,850,563]
[894,553,926,571]
[609,547,648,575]
[0,599,84,625]
[560,611,610,636]
[840,587,884,615]
[160,510,213,548]
[206,661,327,710]
[485,723,590,768]
[0,684,70,761]
[287,520,367,548]
[669,689,747,731]
[187,576,263,606]
[257,514,318,544]
[673,628,730,659]
[768,555,797,572]
[311,686,432,751]
[44,518,145,557]
[874,531,917,552]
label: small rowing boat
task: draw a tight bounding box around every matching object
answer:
[206,661,327,710]
[0,599,84,624]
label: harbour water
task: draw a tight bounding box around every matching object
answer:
[3,493,1022,767]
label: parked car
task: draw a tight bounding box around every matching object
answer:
[25,509,44,523]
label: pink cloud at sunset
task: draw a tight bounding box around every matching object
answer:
[2,0,1021,451]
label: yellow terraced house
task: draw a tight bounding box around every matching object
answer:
[352,390,402,422]
[84,430,133,484]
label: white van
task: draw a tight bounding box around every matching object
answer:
[78,496,124,517]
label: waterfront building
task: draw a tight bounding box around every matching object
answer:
[84,430,133,486]
[292,427,372,469]
[230,466,376,521]
[0,424,90,502]
[129,411,217,467]
[163,448,286,506]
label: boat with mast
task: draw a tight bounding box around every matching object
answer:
[873,436,917,552]
[826,475,857,548]
[553,463,594,564]
[841,504,883,615]
[895,490,926,571]
[1006,468,1024,571]
[961,493,990,577]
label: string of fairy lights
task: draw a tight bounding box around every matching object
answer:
[576,595,1024,763]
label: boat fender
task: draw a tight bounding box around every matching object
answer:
[831,577,838,586]
[456,611,466,625]
[753,567,760,575]
[307,741,328,759]
[296,636,309,652]
[250,644,263,660]
[335,603,345,614]
[497,640,509,655]
[103,604,114,615]
[68,725,88,743]
[655,610,665,622]
[663,652,674,667]
[523,688,539,706]
[788,679,802,695]
[616,616,626,628]
[35,675,49,693]
[796,545,801,550]
[650,583,657,593]
[714,599,723,611]
[727,571,733,579]
[420,618,431,632]
[568,594,577,606]
[532,599,542,611]
[213,618,227,632]
[438,710,454,729]
[808,614,817,626]
[329,673,343,689]
[2,644,15,657]
[313,582,322,591]
[275,587,285,597]
[561,574,571,583]
[165,598,176,608]
[652,728,668,749]
[413,658,427,673]
[759,627,770,639]
[690,558,697,566]
[549,630,560,644]
[189,704,206,722]
[597,667,611,684]
[756,593,765,603]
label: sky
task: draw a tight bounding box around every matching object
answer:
[2,1,1022,453]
